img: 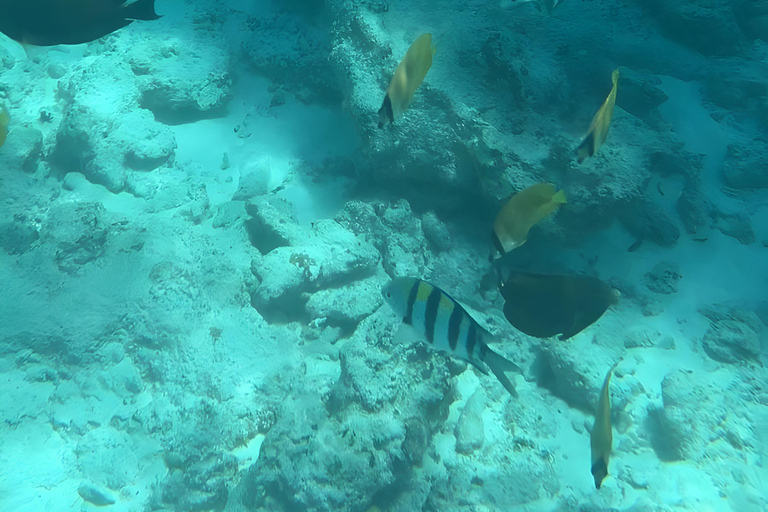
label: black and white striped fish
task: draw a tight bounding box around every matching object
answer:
[382,277,521,396]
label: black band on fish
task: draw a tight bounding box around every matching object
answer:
[403,279,419,325]
[591,458,608,489]
[378,94,394,128]
[577,131,596,161]
[490,231,505,258]
[466,322,477,358]
[424,287,442,344]
[448,305,462,351]
[478,340,488,362]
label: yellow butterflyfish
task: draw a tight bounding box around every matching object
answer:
[491,183,566,258]
[590,362,619,489]
[378,33,435,127]
[577,68,620,162]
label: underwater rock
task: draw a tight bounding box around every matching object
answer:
[76,427,139,490]
[647,370,757,463]
[677,183,714,237]
[251,220,380,323]
[378,200,428,277]
[421,211,452,252]
[326,9,496,215]
[699,305,763,364]
[337,199,427,278]
[41,201,109,274]
[305,272,387,334]
[713,210,755,245]
[227,309,450,512]
[732,0,768,40]
[53,56,175,192]
[244,196,304,254]
[0,214,39,255]
[721,141,768,190]
[623,327,676,350]
[0,125,43,173]
[118,110,177,171]
[233,160,271,201]
[618,199,680,248]
[335,200,385,244]
[649,148,704,179]
[455,389,485,455]
[213,201,247,229]
[131,37,232,124]
[611,277,663,317]
[644,261,681,294]
[639,0,746,56]
[617,69,668,120]
[535,340,623,413]
[161,452,236,512]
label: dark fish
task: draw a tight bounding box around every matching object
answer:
[627,237,643,252]
[0,0,160,46]
[499,271,619,340]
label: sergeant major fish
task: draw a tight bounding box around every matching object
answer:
[382,277,521,397]
[378,33,435,128]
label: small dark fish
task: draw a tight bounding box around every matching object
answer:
[499,271,619,340]
[627,237,643,252]
[0,0,160,46]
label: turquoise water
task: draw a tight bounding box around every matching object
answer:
[0,1,766,511]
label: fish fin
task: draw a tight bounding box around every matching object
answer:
[576,131,595,162]
[123,0,161,21]
[552,189,567,204]
[467,358,490,376]
[483,346,521,397]
[378,93,394,128]
[393,322,423,345]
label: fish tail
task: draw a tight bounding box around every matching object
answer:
[123,0,161,21]
[611,68,620,85]
[552,189,567,204]
[482,345,521,397]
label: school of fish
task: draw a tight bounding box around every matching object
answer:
[0,6,625,493]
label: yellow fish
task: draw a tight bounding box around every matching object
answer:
[491,183,566,258]
[0,105,9,147]
[378,33,435,128]
[577,68,619,162]
[590,362,619,489]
